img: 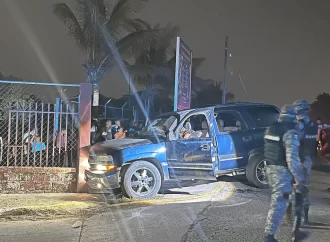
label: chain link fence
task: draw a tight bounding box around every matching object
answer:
[104,106,133,120]
[0,80,80,168]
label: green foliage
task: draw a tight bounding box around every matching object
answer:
[310,93,330,123]
[53,0,234,112]
[0,71,35,120]
[53,0,163,84]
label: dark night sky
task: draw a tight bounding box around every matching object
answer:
[0,0,330,107]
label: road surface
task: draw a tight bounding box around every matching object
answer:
[1,168,330,242]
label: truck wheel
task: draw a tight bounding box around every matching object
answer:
[120,160,162,199]
[246,155,269,189]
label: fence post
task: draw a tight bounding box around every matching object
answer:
[121,102,127,119]
[55,98,60,132]
[104,99,111,119]
[77,83,92,193]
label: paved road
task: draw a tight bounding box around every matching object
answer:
[1,169,330,242]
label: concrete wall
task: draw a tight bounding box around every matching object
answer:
[0,167,76,193]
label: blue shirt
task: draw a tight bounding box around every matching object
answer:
[31,142,46,152]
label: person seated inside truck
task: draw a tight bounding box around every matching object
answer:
[180,121,202,139]
[200,121,209,138]
[223,120,241,132]
[216,113,242,133]
[180,122,189,137]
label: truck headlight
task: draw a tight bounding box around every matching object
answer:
[95,164,115,171]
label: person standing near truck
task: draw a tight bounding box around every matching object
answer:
[263,105,306,242]
[102,120,113,140]
[292,100,318,226]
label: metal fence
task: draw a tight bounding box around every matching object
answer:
[0,80,80,168]
[104,106,133,120]
[102,106,159,121]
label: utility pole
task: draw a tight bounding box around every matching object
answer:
[222,36,228,105]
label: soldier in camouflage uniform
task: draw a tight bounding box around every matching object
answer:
[292,100,317,227]
[264,105,306,242]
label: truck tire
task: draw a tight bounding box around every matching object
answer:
[246,155,269,189]
[120,160,162,199]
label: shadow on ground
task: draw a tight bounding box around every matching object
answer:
[313,165,330,173]
[216,175,254,187]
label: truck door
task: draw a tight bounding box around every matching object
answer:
[166,110,217,179]
[215,110,254,171]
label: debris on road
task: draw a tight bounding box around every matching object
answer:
[71,220,83,228]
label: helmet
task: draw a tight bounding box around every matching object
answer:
[278,104,296,122]
[280,104,296,116]
[293,99,310,114]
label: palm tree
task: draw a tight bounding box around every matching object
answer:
[126,22,179,116]
[126,22,214,114]
[53,0,159,105]
[192,81,234,107]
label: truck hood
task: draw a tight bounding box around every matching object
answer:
[90,138,153,155]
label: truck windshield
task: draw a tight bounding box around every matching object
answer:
[139,115,177,138]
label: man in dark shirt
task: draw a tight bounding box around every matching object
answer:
[102,120,113,140]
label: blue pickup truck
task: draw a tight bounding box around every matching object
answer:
[85,103,280,198]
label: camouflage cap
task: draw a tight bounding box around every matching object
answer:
[280,104,296,115]
[293,99,310,113]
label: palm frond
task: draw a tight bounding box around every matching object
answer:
[122,18,152,33]
[127,64,170,83]
[116,28,160,60]
[133,18,152,30]
[75,0,111,61]
[53,3,86,49]
[106,0,148,39]
[153,24,179,63]
[75,0,108,30]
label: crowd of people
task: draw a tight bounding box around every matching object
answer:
[90,119,142,145]
[11,126,77,167]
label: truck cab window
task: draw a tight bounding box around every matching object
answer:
[180,114,209,139]
[216,112,246,133]
[246,106,279,128]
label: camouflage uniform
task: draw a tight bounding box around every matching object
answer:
[264,105,305,242]
[293,100,317,227]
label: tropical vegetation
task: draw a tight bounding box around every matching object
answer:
[53,0,233,117]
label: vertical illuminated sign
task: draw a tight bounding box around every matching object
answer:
[173,37,192,111]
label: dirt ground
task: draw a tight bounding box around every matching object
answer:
[0,193,107,221]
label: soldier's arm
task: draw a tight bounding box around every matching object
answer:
[294,121,304,140]
[283,130,305,185]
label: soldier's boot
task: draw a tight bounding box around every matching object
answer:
[292,229,308,242]
[303,207,309,225]
[292,229,299,242]
[264,234,278,242]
